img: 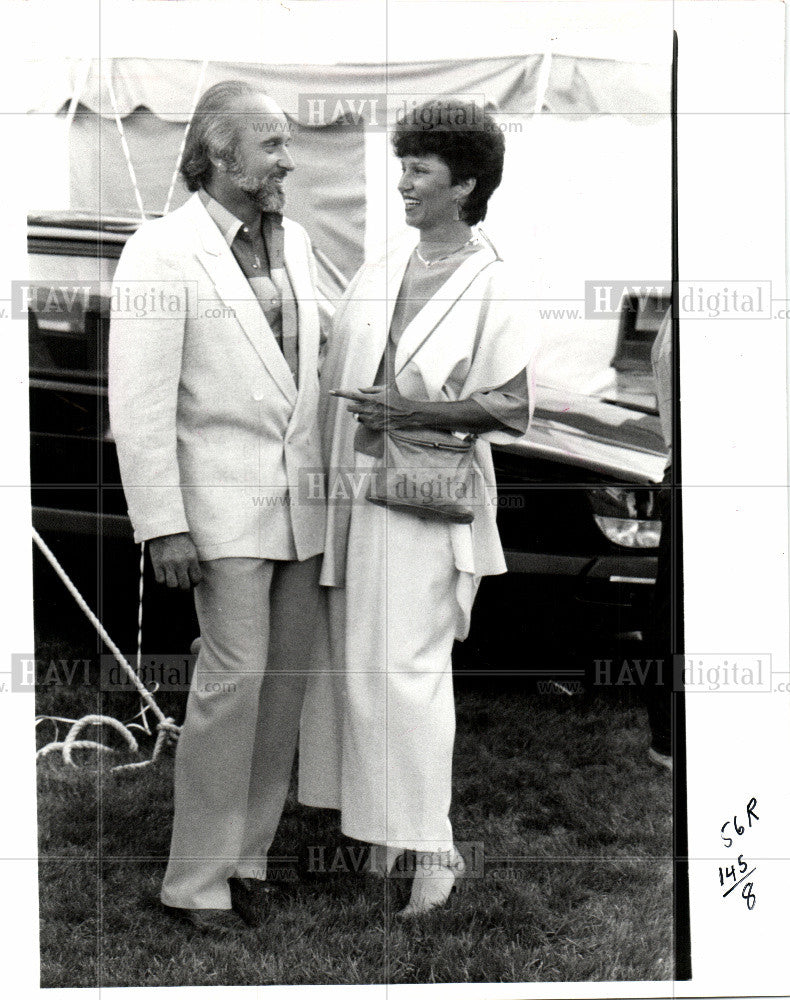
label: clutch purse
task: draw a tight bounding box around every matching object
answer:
[366,426,476,524]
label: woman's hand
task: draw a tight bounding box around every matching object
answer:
[330,385,506,435]
[332,385,419,431]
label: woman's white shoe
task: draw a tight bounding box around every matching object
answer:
[395,848,465,919]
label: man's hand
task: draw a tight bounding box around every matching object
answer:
[148,532,203,590]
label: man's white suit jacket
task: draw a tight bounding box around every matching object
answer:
[108,192,326,562]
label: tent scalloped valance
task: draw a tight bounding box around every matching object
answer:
[29,54,669,126]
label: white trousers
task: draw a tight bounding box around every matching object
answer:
[299,495,472,854]
[161,555,321,910]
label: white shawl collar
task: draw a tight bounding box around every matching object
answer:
[386,237,499,380]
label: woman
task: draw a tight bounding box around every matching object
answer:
[299,101,539,917]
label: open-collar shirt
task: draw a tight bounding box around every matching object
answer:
[198,189,299,383]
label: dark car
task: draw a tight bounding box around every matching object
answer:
[28,212,668,669]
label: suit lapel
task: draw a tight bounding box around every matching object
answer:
[186,194,298,406]
[282,223,319,394]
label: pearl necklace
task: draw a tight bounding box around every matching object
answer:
[414,235,477,268]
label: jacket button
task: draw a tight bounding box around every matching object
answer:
[252,388,265,401]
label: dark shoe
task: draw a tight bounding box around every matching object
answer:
[162,903,244,933]
[227,876,282,928]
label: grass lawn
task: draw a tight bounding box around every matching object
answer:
[36,670,673,988]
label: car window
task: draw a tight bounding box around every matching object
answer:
[612,293,671,374]
[27,250,117,381]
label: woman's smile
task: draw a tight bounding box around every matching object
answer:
[398,154,460,229]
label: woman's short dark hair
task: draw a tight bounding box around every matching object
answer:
[180,80,262,192]
[391,100,505,225]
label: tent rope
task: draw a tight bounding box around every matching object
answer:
[32,527,180,772]
[133,542,153,735]
[533,49,554,115]
[102,59,147,221]
[65,57,93,131]
[163,58,209,215]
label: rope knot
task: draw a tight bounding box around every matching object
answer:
[157,718,182,738]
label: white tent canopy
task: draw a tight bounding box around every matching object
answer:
[22,0,672,395]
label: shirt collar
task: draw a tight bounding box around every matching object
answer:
[198,188,246,245]
[199,188,284,248]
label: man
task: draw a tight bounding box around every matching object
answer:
[109,81,326,931]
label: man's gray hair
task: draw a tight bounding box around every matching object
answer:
[180,80,264,192]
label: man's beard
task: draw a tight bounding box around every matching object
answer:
[231,167,286,213]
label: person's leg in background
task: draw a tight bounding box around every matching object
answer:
[642,468,673,769]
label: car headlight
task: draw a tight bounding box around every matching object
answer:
[593,514,662,548]
[589,488,662,549]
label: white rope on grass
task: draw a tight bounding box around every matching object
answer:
[63,714,139,766]
[133,541,153,736]
[32,527,181,772]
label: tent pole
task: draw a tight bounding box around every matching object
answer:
[533,48,553,115]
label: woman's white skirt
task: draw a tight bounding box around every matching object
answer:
[298,462,475,853]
